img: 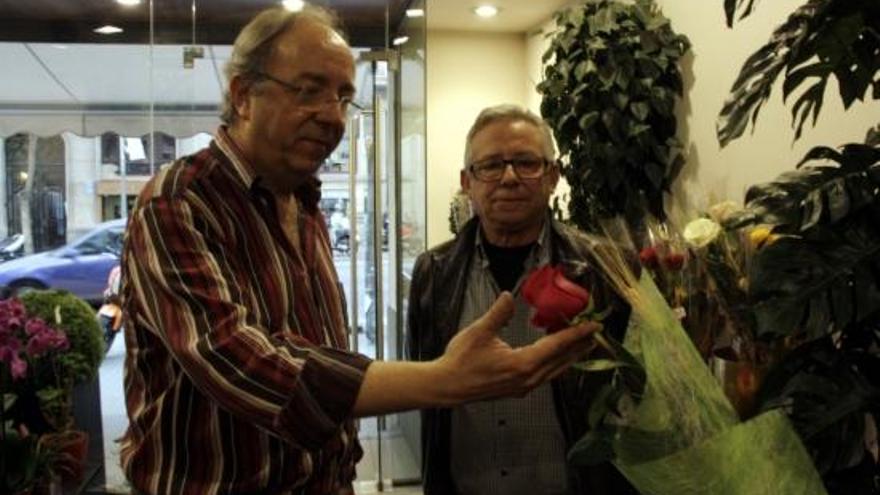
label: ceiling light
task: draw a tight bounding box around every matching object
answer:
[473,5,499,18]
[393,36,409,46]
[282,0,305,12]
[406,8,424,18]
[94,25,124,35]
[116,0,141,5]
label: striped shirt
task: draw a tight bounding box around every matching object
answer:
[119,128,372,495]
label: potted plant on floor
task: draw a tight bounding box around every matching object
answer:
[5,290,105,491]
[716,1,880,492]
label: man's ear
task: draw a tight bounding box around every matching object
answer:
[546,160,561,191]
[460,168,471,193]
[229,75,253,121]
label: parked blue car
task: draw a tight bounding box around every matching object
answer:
[0,218,126,304]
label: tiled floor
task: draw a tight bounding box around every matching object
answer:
[97,337,423,495]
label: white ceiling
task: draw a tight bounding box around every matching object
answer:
[427,0,572,33]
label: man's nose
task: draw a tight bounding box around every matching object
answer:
[313,101,347,127]
[499,163,521,185]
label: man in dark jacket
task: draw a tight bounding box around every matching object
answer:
[407,104,636,494]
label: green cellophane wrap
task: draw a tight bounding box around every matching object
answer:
[605,274,827,495]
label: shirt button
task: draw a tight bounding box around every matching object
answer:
[498,419,506,426]
[501,469,509,477]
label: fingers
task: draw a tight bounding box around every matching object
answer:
[467,291,515,339]
[514,321,602,390]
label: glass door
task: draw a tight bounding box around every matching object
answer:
[338,50,421,491]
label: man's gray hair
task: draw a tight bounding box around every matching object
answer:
[463,104,557,165]
[220,6,343,124]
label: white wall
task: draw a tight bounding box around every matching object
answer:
[425,30,527,248]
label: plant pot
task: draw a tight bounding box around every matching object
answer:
[710,353,768,419]
[40,430,89,486]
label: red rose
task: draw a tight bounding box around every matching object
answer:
[522,265,591,333]
[639,246,659,269]
[663,252,685,271]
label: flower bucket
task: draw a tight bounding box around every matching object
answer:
[710,352,768,419]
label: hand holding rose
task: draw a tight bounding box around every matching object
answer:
[436,292,601,403]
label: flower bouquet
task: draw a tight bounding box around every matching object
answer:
[524,222,828,494]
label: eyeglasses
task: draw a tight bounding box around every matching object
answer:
[468,156,551,182]
[254,71,364,114]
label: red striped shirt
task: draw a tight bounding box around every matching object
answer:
[119,128,371,495]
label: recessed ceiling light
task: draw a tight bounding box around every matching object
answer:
[116,0,141,6]
[393,36,409,46]
[94,25,124,35]
[406,8,425,18]
[473,5,499,18]
[282,0,305,12]
[51,44,68,50]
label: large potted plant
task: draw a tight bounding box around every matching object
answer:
[6,290,105,490]
[538,0,690,231]
[716,1,880,492]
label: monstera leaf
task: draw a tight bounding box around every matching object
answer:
[756,336,880,491]
[727,144,880,340]
[718,0,880,147]
[723,0,759,27]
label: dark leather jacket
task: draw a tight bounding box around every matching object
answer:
[406,216,638,494]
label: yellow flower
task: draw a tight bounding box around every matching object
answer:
[748,226,780,249]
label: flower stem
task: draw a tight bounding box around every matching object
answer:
[592,327,618,359]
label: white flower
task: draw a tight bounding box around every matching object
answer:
[683,218,722,248]
[707,200,742,223]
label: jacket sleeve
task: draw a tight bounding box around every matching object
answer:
[405,251,431,362]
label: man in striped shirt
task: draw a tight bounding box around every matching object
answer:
[120,7,600,495]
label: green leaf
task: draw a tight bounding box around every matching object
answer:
[574,60,597,81]
[630,101,650,121]
[578,111,600,131]
[782,62,831,102]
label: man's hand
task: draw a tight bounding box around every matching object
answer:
[435,291,601,405]
[352,292,599,417]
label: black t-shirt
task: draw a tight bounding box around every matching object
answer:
[482,240,537,292]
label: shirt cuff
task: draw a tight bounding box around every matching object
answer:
[275,347,372,450]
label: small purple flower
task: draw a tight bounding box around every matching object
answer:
[0,335,27,381]
[25,317,49,336]
[9,354,26,380]
[25,327,69,357]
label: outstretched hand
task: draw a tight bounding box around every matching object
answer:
[437,291,601,405]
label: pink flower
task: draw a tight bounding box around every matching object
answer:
[26,327,69,357]
[522,265,591,333]
[9,354,26,380]
[0,336,27,381]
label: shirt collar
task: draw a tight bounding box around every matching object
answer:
[212,125,322,212]
[213,125,260,191]
[474,214,552,268]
